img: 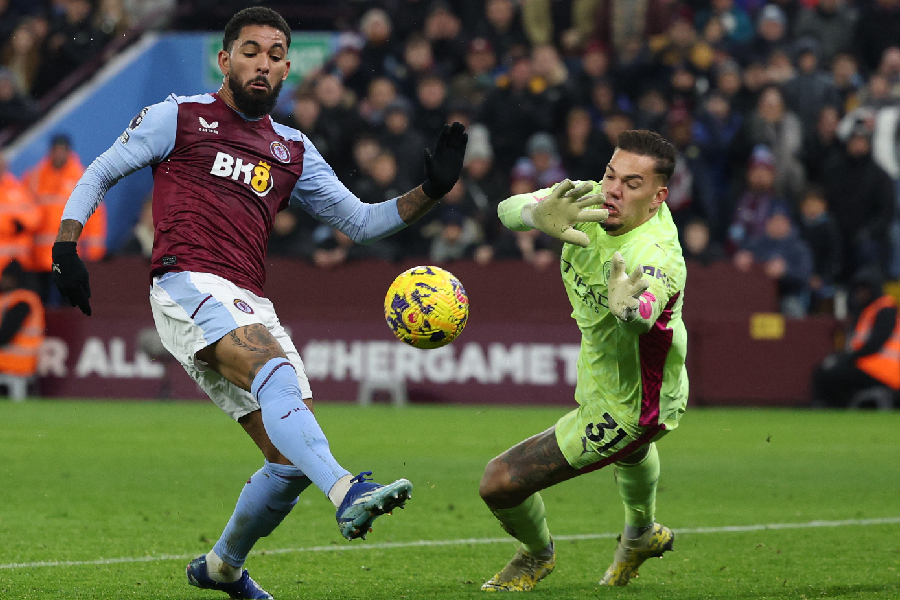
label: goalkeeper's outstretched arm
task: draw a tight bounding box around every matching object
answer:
[497,179,608,247]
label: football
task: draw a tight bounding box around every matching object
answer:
[384,266,469,349]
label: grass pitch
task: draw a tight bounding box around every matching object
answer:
[0,401,898,599]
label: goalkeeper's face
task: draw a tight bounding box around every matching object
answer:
[600,149,667,236]
[219,25,290,118]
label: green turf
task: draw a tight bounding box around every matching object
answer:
[0,401,898,599]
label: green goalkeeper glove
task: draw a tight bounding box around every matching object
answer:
[608,251,649,321]
[521,179,608,247]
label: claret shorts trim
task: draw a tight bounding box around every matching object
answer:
[149,271,312,420]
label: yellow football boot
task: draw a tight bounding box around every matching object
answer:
[599,523,674,586]
[482,542,556,592]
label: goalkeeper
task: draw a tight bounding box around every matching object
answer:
[479,130,688,591]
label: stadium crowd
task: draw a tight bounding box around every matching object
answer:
[1,1,900,363]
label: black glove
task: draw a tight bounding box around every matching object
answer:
[422,122,468,199]
[52,241,92,316]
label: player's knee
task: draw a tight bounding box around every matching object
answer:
[479,458,511,504]
[616,443,651,466]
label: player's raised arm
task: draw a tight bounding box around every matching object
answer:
[396,121,468,222]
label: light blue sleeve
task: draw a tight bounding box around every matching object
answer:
[61,96,178,224]
[288,137,406,244]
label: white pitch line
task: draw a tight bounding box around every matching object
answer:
[2,517,899,570]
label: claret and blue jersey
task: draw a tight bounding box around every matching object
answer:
[62,92,407,295]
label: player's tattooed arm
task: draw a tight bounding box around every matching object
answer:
[396,186,441,224]
[56,219,84,242]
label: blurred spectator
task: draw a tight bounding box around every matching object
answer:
[31,0,110,99]
[694,89,743,206]
[345,133,382,191]
[797,185,842,315]
[682,218,726,266]
[284,91,337,168]
[794,0,857,68]
[733,206,813,318]
[394,33,436,99]
[585,76,621,131]
[472,0,529,66]
[121,0,176,30]
[25,134,105,302]
[325,32,368,101]
[448,36,498,107]
[878,46,900,98]
[358,75,397,129]
[725,144,792,251]
[428,202,482,263]
[120,196,154,259]
[569,40,613,107]
[520,0,599,49]
[730,84,805,207]
[378,97,427,191]
[0,66,38,130]
[734,4,791,67]
[830,52,864,114]
[781,38,840,134]
[800,104,843,185]
[695,0,755,48]
[423,2,466,78]
[392,0,434,43]
[633,85,669,132]
[812,267,899,408]
[354,149,410,204]
[593,0,679,60]
[531,43,576,132]
[730,58,769,116]
[0,17,45,97]
[312,74,364,180]
[357,9,401,87]
[478,54,552,174]
[0,259,44,386]
[311,225,397,268]
[461,124,508,260]
[0,152,39,273]
[267,206,318,260]
[513,132,567,190]
[559,106,607,182]
[764,47,795,85]
[664,108,718,237]
[648,12,716,79]
[413,73,449,143]
[820,121,895,283]
[853,0,900,75]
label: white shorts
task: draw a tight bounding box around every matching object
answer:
[149,271,313,420]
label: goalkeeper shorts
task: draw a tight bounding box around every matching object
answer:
[555,402,669,472]
[149,271,312,420]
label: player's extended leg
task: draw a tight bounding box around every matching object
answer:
[198,325,411,540]
[599,442,674,586]
[478,426,579,591]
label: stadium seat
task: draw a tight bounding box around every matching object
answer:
[848,387,896,411]
[0,374,34,401]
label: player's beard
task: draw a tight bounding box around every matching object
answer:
[227,73,283,118]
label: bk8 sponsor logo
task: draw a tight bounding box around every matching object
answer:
[210,151,274,197]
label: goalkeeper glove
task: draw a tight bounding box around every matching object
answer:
[52,241,92,316]
[608,251,648,321]
[422,122,468,199]
[521,179,608,247]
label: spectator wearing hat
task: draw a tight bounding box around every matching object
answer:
[428,202,483,263]
[733,203,814,318]
[460,123,508,218]
[794,0,857,68]
[782,38,840,133]
[515,132,568,190]
[734,3,791,67]
[724,144,792,251]
[820,120,895,283]
[449,36,499,108]
[378,96,428,190]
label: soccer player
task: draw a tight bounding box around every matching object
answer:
[480,130,687,591]
[50,8,467,600]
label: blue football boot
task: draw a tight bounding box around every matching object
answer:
[186,555,273,600]
[336,471,412,540]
